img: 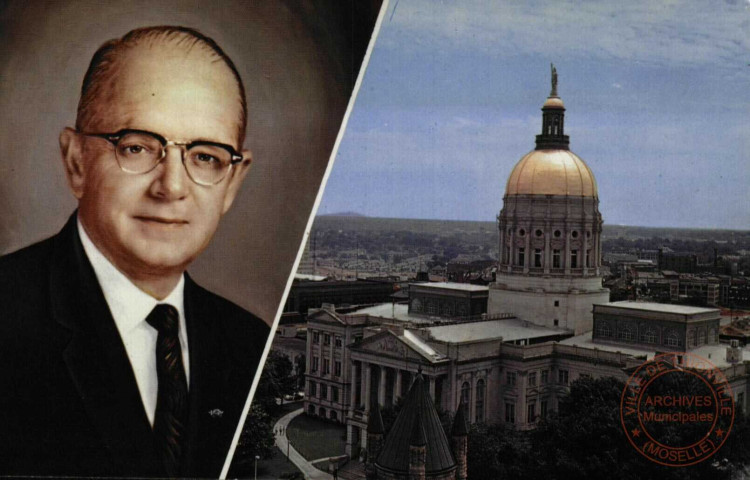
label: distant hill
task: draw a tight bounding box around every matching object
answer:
[313,215,750,242]
[318,211,366,217]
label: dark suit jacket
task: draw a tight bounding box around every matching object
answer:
[0,215,270,477]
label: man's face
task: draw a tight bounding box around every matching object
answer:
[63,43,249,287]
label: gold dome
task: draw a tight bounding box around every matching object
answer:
[505,149,598,197]
[543,96,564,108]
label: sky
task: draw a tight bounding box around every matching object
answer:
[317,0,750,229]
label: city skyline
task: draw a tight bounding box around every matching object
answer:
[318,0,750,230]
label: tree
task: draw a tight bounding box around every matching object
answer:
[254,351,297,415]
[231,404,277,469]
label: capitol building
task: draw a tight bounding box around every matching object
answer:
[300,69,750,475]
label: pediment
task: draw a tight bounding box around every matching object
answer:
[354,331,440,363]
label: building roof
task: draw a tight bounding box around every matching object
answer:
[424,318,566,344]
[412,282,489,292]
[376,373,456,474]
[505,149,597,197]
[597,301,720,316]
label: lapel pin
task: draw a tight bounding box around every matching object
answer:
[208,408,224,418]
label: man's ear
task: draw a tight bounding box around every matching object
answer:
[221,149,252,214]
[59,128,87,199]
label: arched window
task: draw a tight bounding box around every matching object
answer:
[330,410,338,421]
[308,404,315,415]
[411,298,422,312]
[461,381,470,416]
[319,407,326,417]
[697,329,706,346]
[618,325,634,341]
[687,330,696,347]
[666,332,679,347]
[597,322,612,338]
[640,328,657,344]
[475,379,485,423]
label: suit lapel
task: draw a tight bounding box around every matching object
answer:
[49,216,161,475]
[182,276,240,477]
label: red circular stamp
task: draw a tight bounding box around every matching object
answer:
[620,352,735,467]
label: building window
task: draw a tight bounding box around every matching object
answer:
[527,401,536,423]
[312,331,320,344]
[666,332,679,347]
[412,298,423,312]
[321,384,328,400]
[323,358,330,375]
[553,249,561,268]
[324,334,331,345]
[308,404,315,415]
[554,230,561,238]
[688,330,696,347]
[640,328,657,344]
[541,399,548,418]
[505,403,515,424]
[558,369,569,385]
[518,248,525,267]
[335,336,343,347]
[476,379,485,423]
[541,370,549,384]
[505,246,511,263]
[319,407,326,417]
[571,231,579,239]
[697,329,706,346]
[506,371,517,386]
[309,381,317,396]
[597,322,612,338]
[586,249,591,268]
[535,229,543,237]
[619,326,634,342]
[710,328,718,343]
[312,356,319,372]
[529,372,537,387]
[427,300,438,315]
[334,361,342,377]
[571,250,578,268]
[534,249,543,268]
[554,319,559,327]
[460,381,470,418]
[332,387,339,403]
[554,300,559,307]
[330,410,338,421]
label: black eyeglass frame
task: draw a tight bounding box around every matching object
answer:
[77,128,245,186]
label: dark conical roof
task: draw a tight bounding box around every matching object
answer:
[368,401,385,434]
[451,402,469,437]
[376,373,456,474]
[410,412,427,447]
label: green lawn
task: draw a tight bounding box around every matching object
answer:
[287,413,347,461]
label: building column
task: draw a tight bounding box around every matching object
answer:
[378,367,387,407]
[544,224,551,274]
[523,227,531,274]
[350,361,358,409]
[395,369,403,403]
[364,362,371,412]
[582,226,589,276]
[469,374,477,422]
[428,376,436,401]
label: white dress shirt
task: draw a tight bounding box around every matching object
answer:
[77,220,190,426]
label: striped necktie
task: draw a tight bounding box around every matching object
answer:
[146,304,188,477]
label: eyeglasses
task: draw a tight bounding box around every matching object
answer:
[77,129,244,186]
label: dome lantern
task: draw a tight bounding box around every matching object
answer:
[535,63,570,150]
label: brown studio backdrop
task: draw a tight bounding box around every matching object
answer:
[0,0,382,323]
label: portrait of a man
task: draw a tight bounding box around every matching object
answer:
[0,1,383,477]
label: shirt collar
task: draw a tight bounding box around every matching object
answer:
[77,217,186,335]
